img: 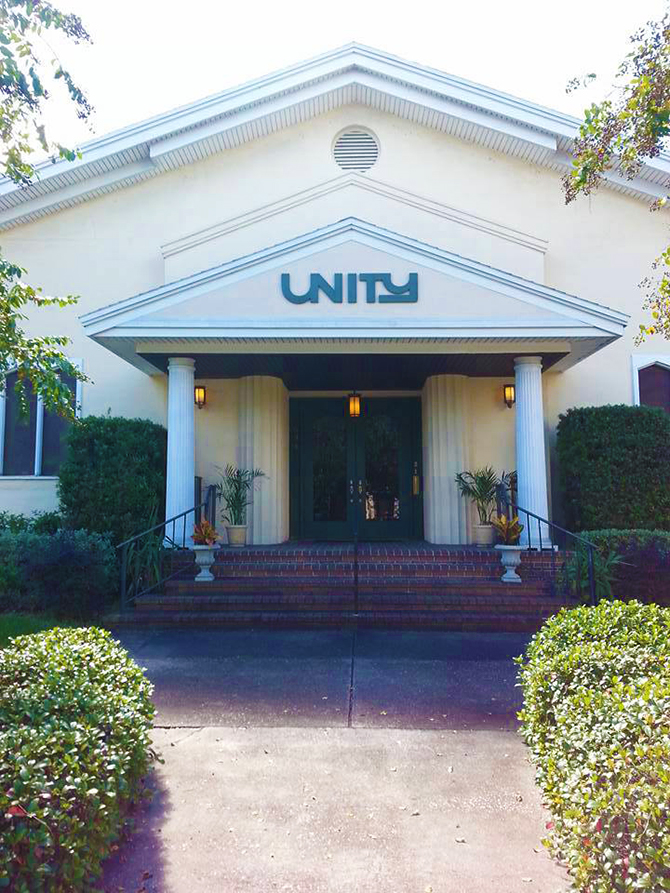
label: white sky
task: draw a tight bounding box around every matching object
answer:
[35,0,670,148]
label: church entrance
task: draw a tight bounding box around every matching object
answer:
[289,397,423,541]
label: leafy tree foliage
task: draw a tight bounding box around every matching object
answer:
[0,0,92,416]
[565,13,670,340]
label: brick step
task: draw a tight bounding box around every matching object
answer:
[200,564,551,581]
[105,608,566,632]
[138,592,562,612]
[165,577,552,596]
[212,553,561,566]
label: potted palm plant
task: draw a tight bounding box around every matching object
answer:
[191,520,220,581]
[455,467,498,546]
[216,464,265,546]
[491,514,525,582]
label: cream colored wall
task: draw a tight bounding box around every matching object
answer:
[0,100,668,521]
[194,376,239,495]
[0,478,59,514]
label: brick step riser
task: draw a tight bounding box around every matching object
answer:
[107,611,561,632]
[178,572,556,583]
[166,578,552,595]
[204,566,559,577]
[137,603,564,616]
[212,556,562,568]
[139,592,562,608]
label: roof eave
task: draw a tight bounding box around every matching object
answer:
[1,43,668,229]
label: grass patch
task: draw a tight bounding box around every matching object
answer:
[0,612,76,648]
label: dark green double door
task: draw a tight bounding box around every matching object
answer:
[290,398,423,541]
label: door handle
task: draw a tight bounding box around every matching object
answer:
[412,461,421,496]
[349,479,355,504]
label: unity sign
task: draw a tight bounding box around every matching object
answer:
[281,272,419,304]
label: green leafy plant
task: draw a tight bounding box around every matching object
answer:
[216,464,265,526]
[454,467,499,524]
[0,627,157,891]
[0,510,62,534]
[491,514,524,545]
[123,501,166,604]
[58,416,167,545]
[192,520,219,546]
[517,601,670,892]
[562,545,624,603]
[0,529,116,618]
[557,405,670,531]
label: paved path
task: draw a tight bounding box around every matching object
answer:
[102,629,568,892]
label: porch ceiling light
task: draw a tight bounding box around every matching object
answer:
[348,391,361,418]
[194,385,207,409]
[503,384,516,409]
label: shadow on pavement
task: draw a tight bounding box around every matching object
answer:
[353,630,528,731]
[111,627,530,731]
[101,771,170,893]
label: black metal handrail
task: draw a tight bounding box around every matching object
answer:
[117,484,218,612]
[496,487,599,605]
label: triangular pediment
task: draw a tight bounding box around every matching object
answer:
[82,218,627,352]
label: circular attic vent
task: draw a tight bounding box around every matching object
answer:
[333,129,379,171]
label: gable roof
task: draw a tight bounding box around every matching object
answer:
[80,216,628,374]
[1,43,668,231]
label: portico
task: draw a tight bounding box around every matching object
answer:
[81,218,627,546]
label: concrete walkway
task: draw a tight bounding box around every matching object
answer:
[101,629,568,892]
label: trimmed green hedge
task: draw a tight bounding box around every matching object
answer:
[584,528,670,559]
[517,601,670,891]
[556,405,670,532]
[0,627,156,891]
[0,530,116,618]
[58,416,167,546]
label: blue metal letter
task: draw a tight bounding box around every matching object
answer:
[378,273,418,303]
[281,273,317,304]
[313,273,343,304]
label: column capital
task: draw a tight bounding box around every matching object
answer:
[514,355,543,369]
[168,357,195,371]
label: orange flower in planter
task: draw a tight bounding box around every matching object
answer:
[192,521,220,546]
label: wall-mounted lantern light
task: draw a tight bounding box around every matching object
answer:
[348,391,361,418]
[194,386,207,409]
[503,384,516,409]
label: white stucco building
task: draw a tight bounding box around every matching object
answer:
[1,44,669,545]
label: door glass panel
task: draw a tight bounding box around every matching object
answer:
[364,414,400,522]
[312,415,347,523]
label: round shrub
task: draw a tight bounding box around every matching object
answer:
[0,627,156,891]
[556,404,670,532]
[518,601,670,891]
[58,416,167,546]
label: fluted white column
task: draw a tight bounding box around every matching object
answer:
[238,376,289,545]
[165,357,195,545]
[422,374,469,544]
[514,356,550,547]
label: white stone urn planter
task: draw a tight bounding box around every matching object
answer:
[226,524,248,547]
[473,523,496,547]
[193,544,218,581]
[495,544,523,583]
